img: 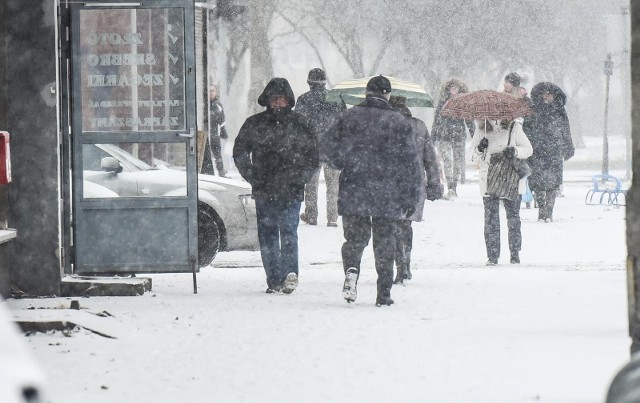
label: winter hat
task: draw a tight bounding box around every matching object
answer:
[366,75,392,95]
[307,68,326,84]
[504,72,521,87]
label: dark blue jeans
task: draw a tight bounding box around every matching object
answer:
[255,197,301,289]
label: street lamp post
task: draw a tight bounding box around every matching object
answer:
[603,53,613,177]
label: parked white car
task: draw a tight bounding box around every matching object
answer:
[82,144,258,267]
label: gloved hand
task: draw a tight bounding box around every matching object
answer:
[563,148,574,161]
[426,183,444,201]
[477,138,489,153]
[502,147,517,159]
[402,206,416,218]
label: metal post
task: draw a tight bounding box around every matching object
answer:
[603,54,613,177]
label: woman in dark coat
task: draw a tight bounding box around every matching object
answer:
[523,82,575,222]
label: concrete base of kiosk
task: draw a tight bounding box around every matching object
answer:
[60,275,152,297]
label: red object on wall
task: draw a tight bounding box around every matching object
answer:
[0,132,11,184]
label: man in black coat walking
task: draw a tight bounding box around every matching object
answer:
[233,78,319,294]
[296,68,346,227]
[324,75,422,306]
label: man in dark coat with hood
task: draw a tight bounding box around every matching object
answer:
[233,78,319,294]
[296,68,346,227]
[324,75,422,307]
[523,82,574,222]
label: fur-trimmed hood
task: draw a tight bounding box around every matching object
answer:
[530,82,567,109]
[438,78,469,102]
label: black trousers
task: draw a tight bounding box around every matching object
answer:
[535,188,558,221]
[341,215,396,296]
[482,195,522,260]
[394,220,413,278]
[201,134,226,176]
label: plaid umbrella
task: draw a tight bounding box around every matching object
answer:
[440,90,533,120]
[326,75,434,107]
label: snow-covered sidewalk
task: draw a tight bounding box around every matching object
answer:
[5,180,629,403]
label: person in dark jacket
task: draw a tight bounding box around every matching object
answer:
[389,95,443,284]
[233,78,319,294]
[324,75,422,307]
[202,85,229,177]
[431,79,474,198]
[296,68,346,227]
[523,82,574,222]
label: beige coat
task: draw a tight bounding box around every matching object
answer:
[470,118,533,196]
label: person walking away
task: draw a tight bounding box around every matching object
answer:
[431,79,474,198]
[324,76,422,306]
[471,117,533,265]
[233,78,319,293]
[296,68,346,227]
[523,82,574,222]
[203,85,229,177]
[389,95,443,284]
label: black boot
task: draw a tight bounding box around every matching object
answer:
[300,212,317,225]
[376,295,395,306]
[393,265,408,285]
[376,285,394,306]
[536,191,547,221]
[486,258,498,266]
[510,251,520,264]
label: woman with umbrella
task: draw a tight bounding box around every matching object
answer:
[431,79,475,198]
[472,117,533,265]
[453,91,533,265]
[523,82,575,223]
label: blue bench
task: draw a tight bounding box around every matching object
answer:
[585,174,626,206]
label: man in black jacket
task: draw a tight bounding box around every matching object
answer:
[296,68,346,227]
[233,78,319,294]
[324,76,422,306]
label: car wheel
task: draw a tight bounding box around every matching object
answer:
[198,204,221,268]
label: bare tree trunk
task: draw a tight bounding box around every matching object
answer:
[247,0,274,115]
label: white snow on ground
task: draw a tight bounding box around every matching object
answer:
[4,166,630,403]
